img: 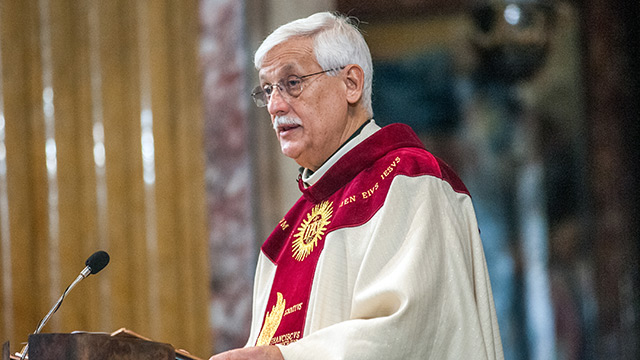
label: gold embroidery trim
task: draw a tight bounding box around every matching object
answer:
[256,292,286,346]
[292,200,333,261]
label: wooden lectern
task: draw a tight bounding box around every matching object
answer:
[3,329,202,360]
[27,333,174,359]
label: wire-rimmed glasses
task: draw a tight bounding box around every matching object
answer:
[251,67,344,107]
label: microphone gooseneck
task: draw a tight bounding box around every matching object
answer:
[18,250,110,360]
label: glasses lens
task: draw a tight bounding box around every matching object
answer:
[284,76,303,97]
[251,86,267,107]
[262,84,275,96]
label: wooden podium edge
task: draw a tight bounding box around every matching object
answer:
[110,328,204,360]
[3,329,204,360]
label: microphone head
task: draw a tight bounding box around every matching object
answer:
[85,251,110,274]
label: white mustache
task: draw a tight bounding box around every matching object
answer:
[273,115,302,131]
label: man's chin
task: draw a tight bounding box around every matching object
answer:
[279,142,301,161]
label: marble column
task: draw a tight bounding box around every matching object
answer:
[200,0,255,352]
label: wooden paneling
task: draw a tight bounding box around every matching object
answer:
[0,0,211,358]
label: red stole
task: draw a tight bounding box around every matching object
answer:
[255,198,335,346]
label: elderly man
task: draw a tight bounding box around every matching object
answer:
[210,11,503,360]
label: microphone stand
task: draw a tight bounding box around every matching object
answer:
[17,266,91,360]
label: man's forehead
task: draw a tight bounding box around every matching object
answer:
[261,63,296,76]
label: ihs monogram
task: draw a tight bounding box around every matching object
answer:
[292,201,333,261]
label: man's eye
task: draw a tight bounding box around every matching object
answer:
[263,85,273,95]
[286,77,302,89]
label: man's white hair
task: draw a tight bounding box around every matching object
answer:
[254,12,374,117]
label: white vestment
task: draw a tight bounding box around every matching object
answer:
[246,122,504,359]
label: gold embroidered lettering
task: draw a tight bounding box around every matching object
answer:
[361,182,379,199]
[279,218,289,231]
[270,331,301,346]
[283,302,303,316]
[339,195,357,207]
[380,156,401,180]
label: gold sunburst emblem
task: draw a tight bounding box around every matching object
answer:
[292,201,333,261]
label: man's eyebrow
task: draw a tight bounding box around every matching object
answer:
[259,64,298,83]
[280,64,296,73]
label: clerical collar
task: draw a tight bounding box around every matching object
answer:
[300,119,379,187]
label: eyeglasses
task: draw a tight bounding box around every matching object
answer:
[251,67,344,107]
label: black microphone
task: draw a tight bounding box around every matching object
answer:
[84,250,110,275]
[18,251,110,359]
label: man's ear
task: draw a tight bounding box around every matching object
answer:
[343,64,365,105]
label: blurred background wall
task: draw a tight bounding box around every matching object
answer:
[0,0,209,357]
[1,0,638,359]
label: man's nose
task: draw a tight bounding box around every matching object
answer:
[267,86,289,115]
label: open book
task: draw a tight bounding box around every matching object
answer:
[110,328,204,360]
